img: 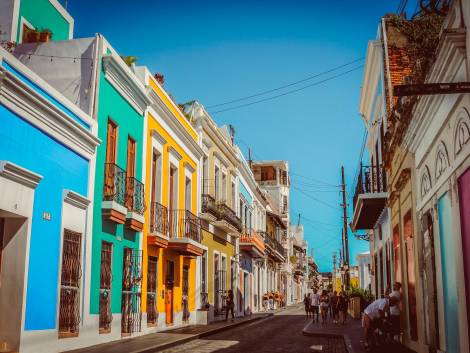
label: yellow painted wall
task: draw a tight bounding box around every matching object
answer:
[202,229,235,305]
[141,76,199,318]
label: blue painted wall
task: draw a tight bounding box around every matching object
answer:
[0,90,89,330]
[437,193,460,353]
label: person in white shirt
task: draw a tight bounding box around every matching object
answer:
[362,297,392,349]
[388,282,402,340]
[310,289,321,323]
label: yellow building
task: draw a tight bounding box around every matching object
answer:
[184,101,242,322]
[134,67,204,330]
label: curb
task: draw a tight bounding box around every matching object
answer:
[301,321,356,353]
[135,313,273,353]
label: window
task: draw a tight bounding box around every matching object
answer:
[58,229,82,337]
[404,211,418,340]
[214,166,220,200]
[231,181,236,211]
[202,156,208,194]
[282,196,288,214]
[151,151,162,205]
[106,119,117,164]
[166,260,175,286]
[21,23,34,44]
[222,173,227,202]
[260,166,276,181]
[201,251,207,294]
[147,256,158,325]
[393,225,401,282]
[185,177,192,211]
[99,242,113,333]
[125,137,136,210]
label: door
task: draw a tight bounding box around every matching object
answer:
[243,272,249,314]
[99,242,113,333]
[458,168,470,346]
[125,137,136,210]
[165,260,174,325]
[182,265,190,322]
[438,193,460,353]
[404,211,417,341]
[104,120,117,198]
[147,256,158,326]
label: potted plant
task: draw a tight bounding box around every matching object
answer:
[154,73,165,85]
[39,28,52,42]
[25,28,40,43]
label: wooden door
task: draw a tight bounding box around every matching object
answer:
[169,168,175,234]
[165,288,173,325]
[104,120,117,198]
[126,137,136,209]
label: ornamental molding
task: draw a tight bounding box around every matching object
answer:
[148,89,203,160]
[0,161,42,189]
[184,161,195,174]
[64,189,91,210]
[454,108,470,156]
[151,129,167,146]
[394,168,411,193]
[168,146,183,162]
[102,55,150,116]
[0,68,100,159]
[420,165,432,199]
[435,141,449,180]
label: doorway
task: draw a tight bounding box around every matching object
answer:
[243,272,249,315]
[165,260,174,325]
[0,214,28,353]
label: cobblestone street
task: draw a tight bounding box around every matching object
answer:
[157,305,347,353]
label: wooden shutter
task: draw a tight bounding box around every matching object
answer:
[106,120,117,164]
[127,137,136,179]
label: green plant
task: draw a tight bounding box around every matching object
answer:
[289,255,298,264]
[121,55,137,67]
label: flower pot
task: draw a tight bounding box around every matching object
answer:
[39,32,52,42]
[25,31,40,43]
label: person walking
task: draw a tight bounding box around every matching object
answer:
[304,293,311,317]
[337,291,349,325]
[331,291,339,324]
[262,292,269,312]
[320,290,329,325]
[225,289,235,321]
[310,289,320,323]
[268,291,274,310]
[388,282,402,342]
[328,290,334,319]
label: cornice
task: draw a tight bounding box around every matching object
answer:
[0,68,100,159]
[201,118,239,166]
[0,161,42,189]
[64,189,91,210]
[168,146,183,162]
[149,91,203,160]
[151,129,167,146]
[102,55,150,116]
[184,161,196,174]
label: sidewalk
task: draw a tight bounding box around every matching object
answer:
[65,312,272,353]
[302,316,415,353]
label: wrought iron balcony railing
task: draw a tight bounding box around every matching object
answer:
[217,203,242,232]
[353,164,387,210]
[125,177,145,215]
[103,163,126,206]
[169,209,202,243]
[201,194,220,218]
[240,228,264,244]
[149,202,169,236]
[264,233,285,255]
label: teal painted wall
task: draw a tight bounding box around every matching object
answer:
[437,193,460,353]
[89,68,144,315]
[17,0,71,42]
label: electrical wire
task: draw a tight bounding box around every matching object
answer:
[292,185,340,210]
[207,57,364,108]
[209,65,364,114]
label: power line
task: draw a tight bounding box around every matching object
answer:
[290,171,340,188]
[292,185,340,210]
[207,57,364,108]
[209,65,364,114]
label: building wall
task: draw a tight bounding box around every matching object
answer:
[16,0,73,42]
[89,71,144,315]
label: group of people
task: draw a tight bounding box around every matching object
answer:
[362,282,402,350]
[303,289,349,325]
[262,291,284,311]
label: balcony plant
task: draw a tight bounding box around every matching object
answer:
[39,28,52,42]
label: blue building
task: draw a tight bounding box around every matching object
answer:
[0,47,98,352]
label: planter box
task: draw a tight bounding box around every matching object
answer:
[348,296,361,319]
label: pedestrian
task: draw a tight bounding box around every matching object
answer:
[337,291,349,325]
[304,293,311,317]
[331,291,339,324]
[262,292,269,312]
[362,296,393,350]
[328,289,334,318]
[268,291,274,310]
[310,288,320,323]
[320,290,329,325]
[225,289,235,321]
[388,282,402,342]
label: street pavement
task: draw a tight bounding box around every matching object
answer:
[157,304,347,353]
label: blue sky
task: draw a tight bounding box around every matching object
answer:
[68,0,411,272]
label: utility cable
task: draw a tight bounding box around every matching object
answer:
[292,186,341,211]
[207,57,364,108]
[210,65,364,114]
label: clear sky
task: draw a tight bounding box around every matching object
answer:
[67,0,410,272]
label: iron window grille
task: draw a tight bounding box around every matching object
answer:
[147,256,158,326]
[58,229,82,338]
[121,248,142,336]
[99,242,113,333]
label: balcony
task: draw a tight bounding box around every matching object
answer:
[264,233,285,262]
[215,202,242,234]
[102,163,127,224]
[351,164,388,232]
[200,194,219,221]
[168,209,204,256]
[239,229,265,258]
[125,177,145,232]
[149,202,169,248]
